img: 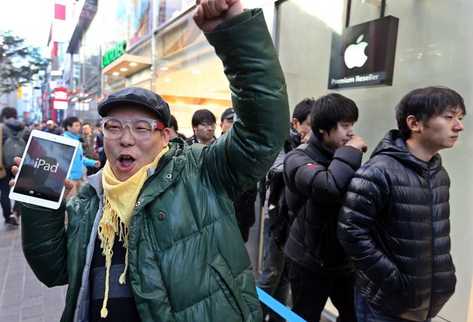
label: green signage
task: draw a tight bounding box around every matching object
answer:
[101,41,127,69]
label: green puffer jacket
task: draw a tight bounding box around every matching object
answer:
[20,9,289,322]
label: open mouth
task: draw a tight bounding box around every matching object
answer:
[117,154,136,171]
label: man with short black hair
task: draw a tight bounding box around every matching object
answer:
[290,98,313,145]
[284,93,367,322]
[220,107,235,135]
[339,86,465,322]
[187,108,216,145]
[16,1,289,321]
[168,115,187,141]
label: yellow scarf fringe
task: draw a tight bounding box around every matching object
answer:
[99,146,169,318]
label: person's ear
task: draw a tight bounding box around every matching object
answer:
[406,115,423,134]
[161,128,171,146]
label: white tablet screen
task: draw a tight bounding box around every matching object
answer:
[13,136,76,202]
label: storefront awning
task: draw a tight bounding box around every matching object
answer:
[102,54,151,78]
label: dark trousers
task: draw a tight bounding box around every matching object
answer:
[355,289,431,322]
[257,219,290,322]
[0,174,11,220]
[288,260,356,322]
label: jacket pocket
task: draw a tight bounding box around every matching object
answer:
[209,254,250,321]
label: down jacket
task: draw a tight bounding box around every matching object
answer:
[20,10,289,322]
[338,130,456,321]
[284,135,362,272]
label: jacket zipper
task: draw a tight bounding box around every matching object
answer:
[426,167,434,318]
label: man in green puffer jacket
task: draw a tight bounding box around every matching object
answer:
[16,1,289,321]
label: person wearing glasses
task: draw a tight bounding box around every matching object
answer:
[14,1,289,321]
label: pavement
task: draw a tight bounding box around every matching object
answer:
[0,220,66,322]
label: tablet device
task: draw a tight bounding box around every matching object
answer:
[9,130,79,209]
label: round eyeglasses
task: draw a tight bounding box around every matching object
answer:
[101,117,165,140]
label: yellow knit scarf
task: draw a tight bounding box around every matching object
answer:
[99,146,169,318]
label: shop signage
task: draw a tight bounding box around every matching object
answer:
[52,87,68,110]
[328,15,399,89]
[101,41,127,68]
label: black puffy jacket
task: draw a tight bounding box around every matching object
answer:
[338,130,456,321]
[284,135,362,273]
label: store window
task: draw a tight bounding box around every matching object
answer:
[154,13,230,137]
[156,0,194,27]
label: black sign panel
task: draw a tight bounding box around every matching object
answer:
[328,15,399,89]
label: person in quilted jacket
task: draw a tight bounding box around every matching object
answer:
[338,86,466,322]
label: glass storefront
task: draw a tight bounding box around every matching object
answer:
[156,0,194,27]
[276,1,473,321]
[154,12,231,137]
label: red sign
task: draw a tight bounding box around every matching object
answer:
[54,4,66,20]
[52,87,68,110]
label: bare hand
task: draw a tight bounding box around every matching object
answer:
[8,156,22,187]
[346,135,368,153]
[9,156,74,195]
[194,0,244,33]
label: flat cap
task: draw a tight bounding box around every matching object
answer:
[98,87,171,126]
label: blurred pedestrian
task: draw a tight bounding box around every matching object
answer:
[0,107,29,226]
[63,116,100,196]
[82,122,99,175]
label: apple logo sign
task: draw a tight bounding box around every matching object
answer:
[344,34,368,69]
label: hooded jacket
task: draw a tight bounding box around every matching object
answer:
[338,130,456,321]
[20,9,289,322]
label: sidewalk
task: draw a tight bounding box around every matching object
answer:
[0,221,66,322]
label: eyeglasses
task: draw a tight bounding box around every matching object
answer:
[101,117,165,140]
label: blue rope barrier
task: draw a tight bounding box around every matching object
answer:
[256,287,306,322]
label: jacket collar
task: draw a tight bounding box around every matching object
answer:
[304,135,334,164]
[64,131,81,141]
[371,129,442,176]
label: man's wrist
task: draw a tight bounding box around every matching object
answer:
[207,9,253,34]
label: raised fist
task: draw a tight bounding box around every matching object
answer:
[194,0,244,33]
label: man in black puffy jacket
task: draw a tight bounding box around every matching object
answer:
[338,86,466,322]
[284,94,367,322]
